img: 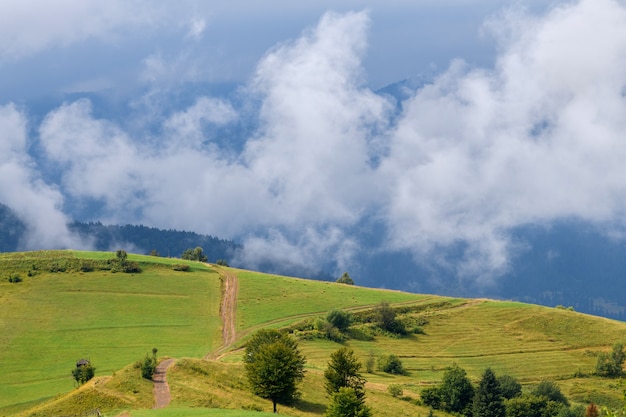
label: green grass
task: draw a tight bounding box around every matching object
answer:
[0,251,221,413]
[235,269,430,332]
[2,251,626,417]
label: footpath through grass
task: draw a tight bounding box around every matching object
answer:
[0,251,222,413]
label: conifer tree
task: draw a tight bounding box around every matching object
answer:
[473,368,505,417]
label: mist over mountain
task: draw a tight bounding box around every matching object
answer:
[2,2,626,320]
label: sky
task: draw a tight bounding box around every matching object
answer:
[2,0,626,288]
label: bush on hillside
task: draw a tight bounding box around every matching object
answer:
[182,247,208,262]
[388,384,403,397]
[378,354,405,375]
[8,273,22,283]
[327,309,352,331]
[72,360,95,385]
[138,348,158,380]
[595,343,625,377]
[172,264,191,272]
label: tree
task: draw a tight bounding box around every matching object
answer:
[497,374,522,400]
[326,309,351,331]
[473,368,505,417]
[336,272,355,285]
[244,329,306,413]
[596,343,625,377]
[324,348,366,399]
[140,348,158,380]
[326,387,372,417]
[374,301,406,334]
[531,380,569,407]
[116,249,128,262]
[181,246,208,262]
[378,354,405,375]
[438,363,475,415]
[72,360,95,385]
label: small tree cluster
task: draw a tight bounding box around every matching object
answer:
[72,360,95,385]
[181,247,208,262]
[378,354,405,375]
[423,365,577,417]
[112,250,141,273]
[336,272,355,285]
[596,343,625,377]
[374,302,406,335]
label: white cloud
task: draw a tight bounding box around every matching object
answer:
[11,0,626,286]
[0,104,85,249]
[186,17,207,41]
[380,0,626,282]
[0,0,164,61]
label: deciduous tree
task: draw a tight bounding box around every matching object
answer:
[244,329,306,413]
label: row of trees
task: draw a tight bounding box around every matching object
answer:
[422,363,590,417]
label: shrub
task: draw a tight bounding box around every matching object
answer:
[172,264,191,272]
[378,354,405,375]
[140,348,158,380]
[327,309,352,331]
[216,259,229,266]
[595,343,625,377]
[531,380,569,406]
[8,273,22,283]
[374,302,407,335]
[72,361,95,385]
[388,384,403,397]
[79,261,95,272]
[182,247,208,262]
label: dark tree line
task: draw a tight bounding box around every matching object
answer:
[69,222,240,262]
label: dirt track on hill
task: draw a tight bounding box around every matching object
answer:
[151,266,239,407]
[152,358,175,408]
[205,266,238,360]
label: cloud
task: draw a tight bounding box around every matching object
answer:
[0,1,164,61]
[185,17,207,41]
[380,0,626,282]
[0,104,85,249]
[11,0,626,287]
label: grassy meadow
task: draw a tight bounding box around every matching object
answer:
[1,250,626,417]
[0,251,221,414]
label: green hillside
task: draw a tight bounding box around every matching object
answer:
[1,251,625,417]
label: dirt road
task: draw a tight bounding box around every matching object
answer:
[205,266,239,360]
[152,358,175,408]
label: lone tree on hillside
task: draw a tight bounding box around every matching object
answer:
[140,348,158,380]
[336,272,354,285]
[244,329,306,413]
[181,247,208,262]
[72,359,95,385]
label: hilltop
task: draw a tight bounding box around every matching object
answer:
[0,251,625,417]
